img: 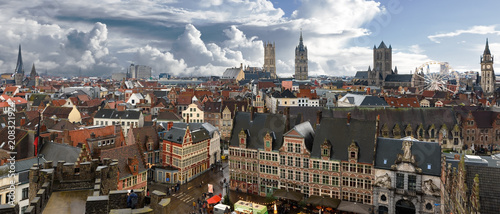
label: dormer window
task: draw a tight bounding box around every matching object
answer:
[348,140,359,162]
[238,129,247,149]
[321,139,331,160]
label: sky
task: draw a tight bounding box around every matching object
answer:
[1,0,500,78]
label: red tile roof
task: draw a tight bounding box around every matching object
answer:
[100,143,147,179]
[384,97,420,108]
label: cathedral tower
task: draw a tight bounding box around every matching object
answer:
[295,31,308,81]
[373,41,392,84]
[481,39,495,94]
[14,45,24,86]
[264,42,277,79]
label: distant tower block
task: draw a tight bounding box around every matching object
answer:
[264,42,277,79]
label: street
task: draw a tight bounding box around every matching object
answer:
[148,160,230,213]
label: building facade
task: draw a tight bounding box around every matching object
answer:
[93,109,144,135]
[160,124,211,184]
[264,42,277,79]
[481,39,496,95]
[373,138,441,214]
[182,103,204,123]
[229,111,378,206]
[295,32,308,81]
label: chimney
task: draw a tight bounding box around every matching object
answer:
[316,110,322,125]
[366,87,371,95]
[454,154,460,160]
[167,121,173,131]
[250,107,255,121]
[285,107,290,132]
[20,118,26,126]
[347,112,351,125]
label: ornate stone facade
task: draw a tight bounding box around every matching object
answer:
[264,42,277,79]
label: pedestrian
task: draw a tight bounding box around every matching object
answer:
[127,190,138,209]
[193,201,196,210]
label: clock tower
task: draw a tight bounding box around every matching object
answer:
[481,39,496,95]
[295,30,308,81]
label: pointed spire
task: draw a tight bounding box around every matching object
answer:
[368,66,371,71]
[484,38,491,55]
[378,41,387,49]
[30,63,37,77]
[15,44,24,74]
[394,66,398,74]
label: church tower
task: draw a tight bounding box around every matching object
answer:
[14,45,24,86]
[264,42,277,79]
[373,41,392,85]
[295,31,308,81]
[481,38,495,94]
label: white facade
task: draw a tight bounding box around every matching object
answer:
[182,103,204,123]
[127,93,144,106]
[93,114,144,135]
[209,130,221,166]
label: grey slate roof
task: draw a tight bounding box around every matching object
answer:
[384,74,413,82]
[374,138,441,176]
[325,107,458,139]
[40,141,81,163]
[229,112,286,151]
[94,109,141,119]
[310,117,376,163]
[160,123,211,144]
[360,96,389,106]
[465,165,500,213]
[222,68,242,79]
[284,121,315,152]
[354,71,368,79]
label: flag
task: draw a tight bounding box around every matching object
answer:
[34,119,40,156]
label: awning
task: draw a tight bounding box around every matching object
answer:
[305,196,341,208]
[207,195,222,204]
[337,201,373,214]
[272,189,303,201]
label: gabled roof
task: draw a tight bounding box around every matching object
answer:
[40,141,82,163]
[229,112,286,151]
[284,121,315,152]
[94,109,141,119]
[310,118,376,163]
[204,101,221,113]
[384,74,412,82]
[375,138,441,176]
[471,111,495,128]
[157,111,183,121]
[43,106,74,118]
[100,143,147,179]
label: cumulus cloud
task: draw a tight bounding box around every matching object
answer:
[0,0,438,77]
[428,25,500,43]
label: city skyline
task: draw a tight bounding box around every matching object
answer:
[1,0,500,77]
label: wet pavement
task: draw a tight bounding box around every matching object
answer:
[43,189,93,214]
[148,160,230,213]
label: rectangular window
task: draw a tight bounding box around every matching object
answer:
[280,156,285,165]
[288,170,293,180]
[22,187,28,200]
[396,173,404,189]
[295,144,301,153]
[296,171,301,181]
[295,157,301,168]
[303,172,309,182]
[313,161,320,169]
[322,175,329,185]
[408,175,417,191]
[332,177,339,186]
[287,157,293,166]
[303,158,309,168]
[313,174,320,183]
[322,162,329,171]
[287,143,293,152]
[332,163,339,172]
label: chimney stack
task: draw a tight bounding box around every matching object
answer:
[347,112,351,125]
[250,106,255,121]
[167,121,173,131]
[454,154,460,160]
[316,110,322,125]
[285,107,290,132]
